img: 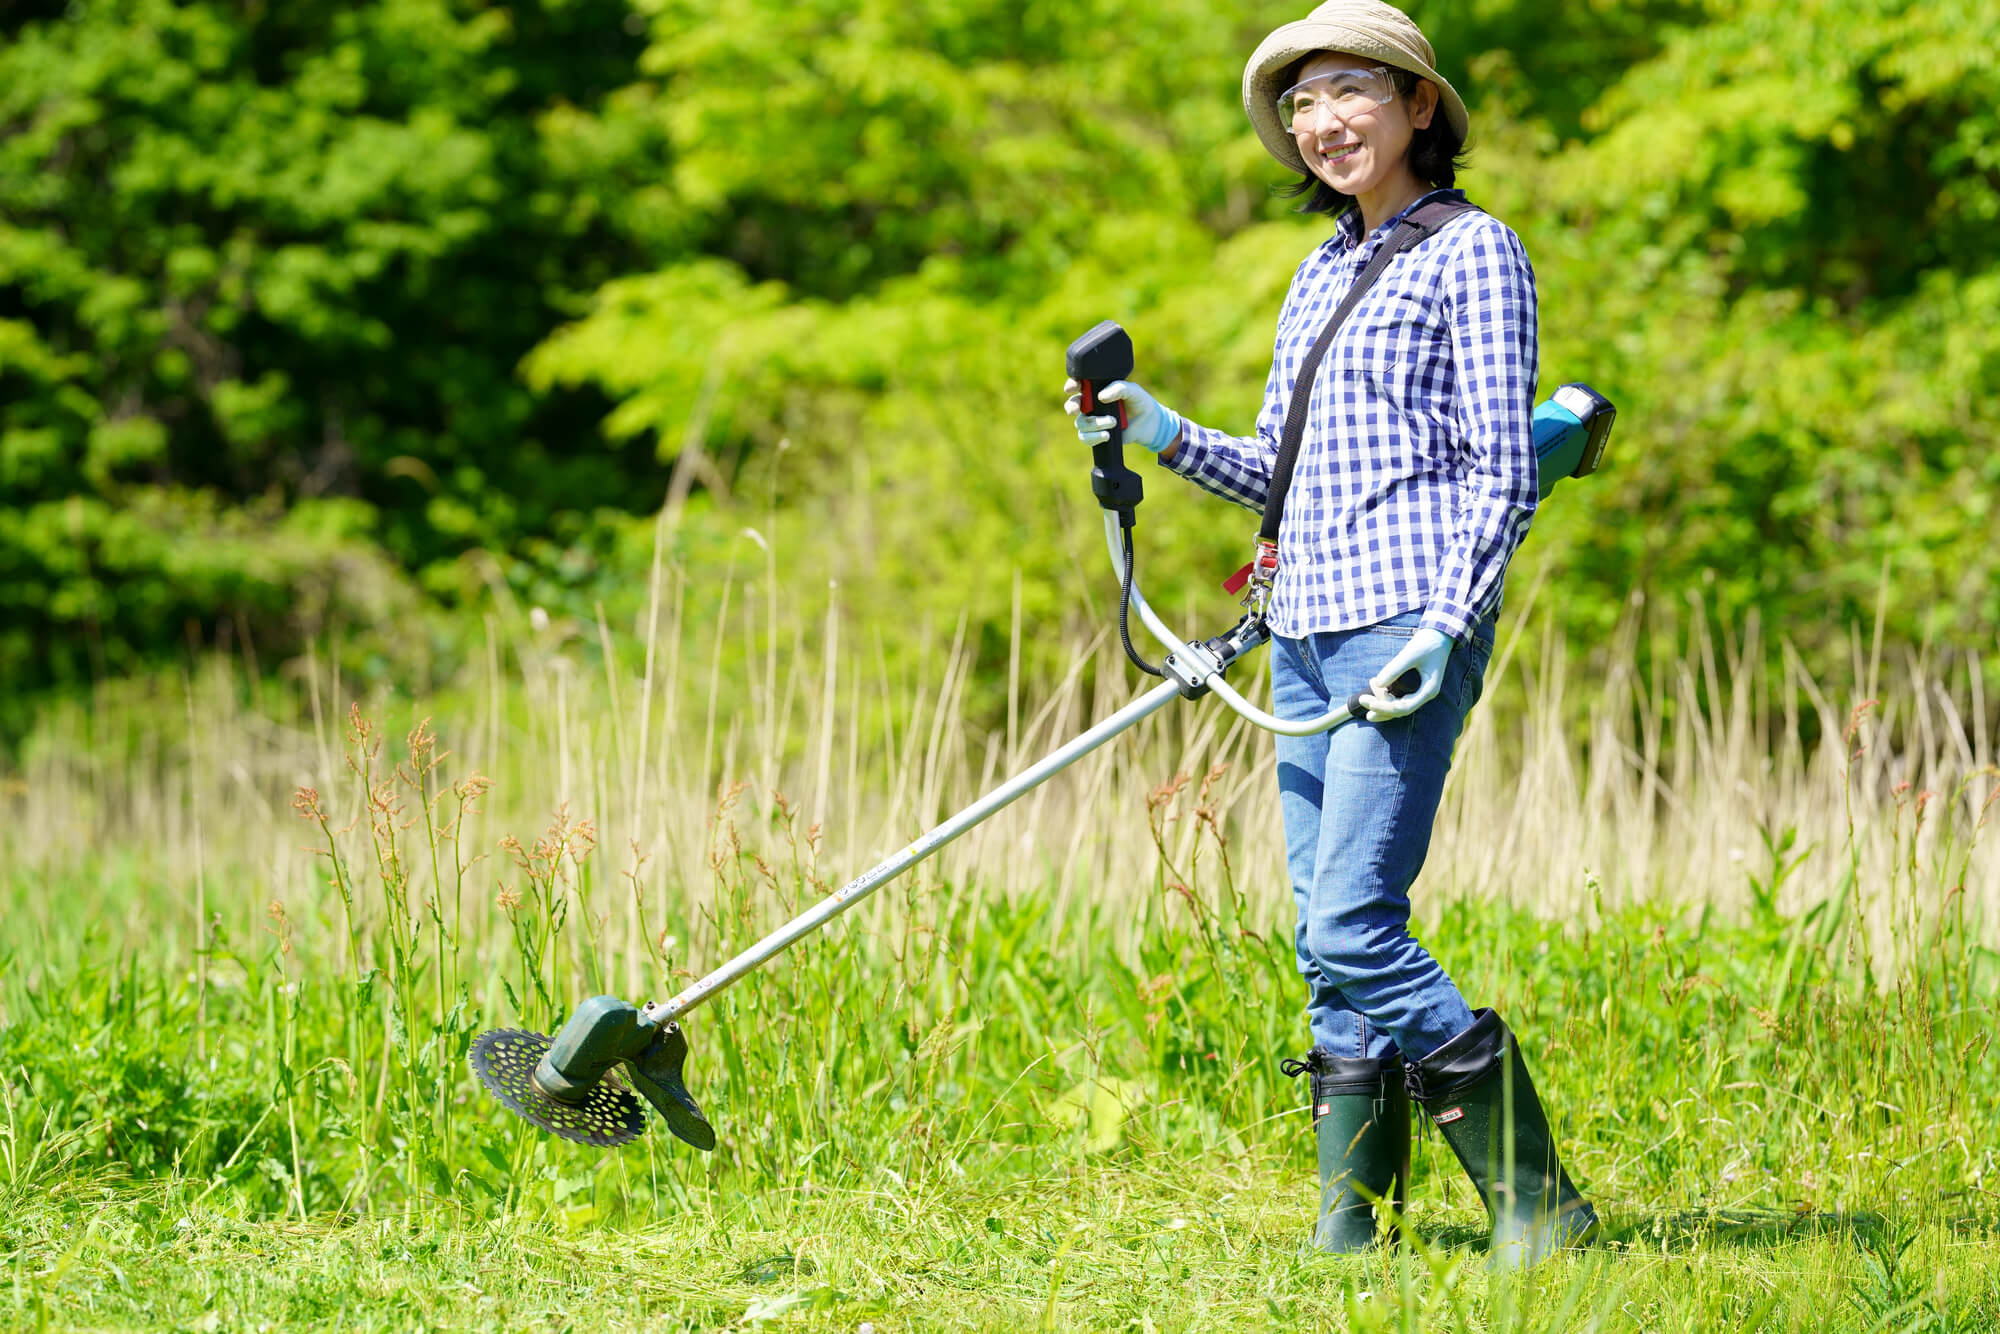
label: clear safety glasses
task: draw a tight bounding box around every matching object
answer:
[1277,66,1398,131]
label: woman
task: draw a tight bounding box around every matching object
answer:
[1065,1,1596,1266]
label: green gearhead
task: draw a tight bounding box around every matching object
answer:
[1409,1009,1599,1268]
[1291,1051,1411,1253]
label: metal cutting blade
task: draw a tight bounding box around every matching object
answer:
[468,1028,646,1148]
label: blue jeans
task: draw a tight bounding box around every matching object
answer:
[1272,608,1497,1062]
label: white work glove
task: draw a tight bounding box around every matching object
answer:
[1062,378,1182,455]
[1358,628,1454,721]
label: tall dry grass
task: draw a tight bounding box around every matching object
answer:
[6,546,1997,1329]
[6,552,1994,1001]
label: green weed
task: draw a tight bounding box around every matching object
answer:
[2,584,1998,1328]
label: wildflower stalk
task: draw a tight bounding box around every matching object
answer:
[406,720,450,1076]
[266,899,306,1221]
[401,720,459,1156]
[292,787,362,985]
[292,782,374,1185]
[448,775,489,1008]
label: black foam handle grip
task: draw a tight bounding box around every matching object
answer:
[1345,668,1422,720]
[1077,380,1129,463]
[1067,319,1134,385]
[1066,320,1143,514]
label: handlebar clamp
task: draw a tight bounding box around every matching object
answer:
[1162,638,1224,700]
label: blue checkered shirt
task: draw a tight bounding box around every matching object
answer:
[1165,189,1539,643]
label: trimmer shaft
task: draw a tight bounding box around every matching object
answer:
[469,1028,647,1147]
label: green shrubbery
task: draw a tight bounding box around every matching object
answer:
[4,0,1997,727]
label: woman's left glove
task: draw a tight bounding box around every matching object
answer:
[1062,379,1183,455]
[1358,628,1453,721]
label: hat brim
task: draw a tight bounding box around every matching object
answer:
[1242,20,1471,176]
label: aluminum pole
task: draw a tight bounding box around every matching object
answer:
[644,676,1184,1024]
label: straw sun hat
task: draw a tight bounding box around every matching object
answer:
[1242,0,1471,175]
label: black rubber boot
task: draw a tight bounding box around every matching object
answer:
[1407,1010,1599,1268]
[1284,1049,1410,1253]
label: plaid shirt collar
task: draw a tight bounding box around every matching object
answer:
[1331,188,1469,251]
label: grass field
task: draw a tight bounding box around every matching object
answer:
[4,570,1999,1330]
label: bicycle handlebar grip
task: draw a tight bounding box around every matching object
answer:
[1344,668,1422,720]
[1066,320,1143,514]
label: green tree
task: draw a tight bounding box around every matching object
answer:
[4,0,1996,733]
[532,0,2000,697]
[0,0,654,699]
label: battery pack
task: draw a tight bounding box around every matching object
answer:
[1533,383,1615,500]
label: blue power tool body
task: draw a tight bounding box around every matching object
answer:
[1532,383,1616,501]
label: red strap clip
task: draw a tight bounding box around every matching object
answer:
[1222,538,1279,596]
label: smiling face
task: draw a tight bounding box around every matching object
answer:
[1288,51,1439,224]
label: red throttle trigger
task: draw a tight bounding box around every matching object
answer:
[1075,381,1130,430]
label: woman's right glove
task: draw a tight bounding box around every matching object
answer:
[1062,379,1183,455]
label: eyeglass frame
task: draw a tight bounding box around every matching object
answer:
[1275,65,1401,132]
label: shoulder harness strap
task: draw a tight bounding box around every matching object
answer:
[1254,198,1482,551]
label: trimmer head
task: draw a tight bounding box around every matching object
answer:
[468,997,716,1152]
[469,1028,647,1147]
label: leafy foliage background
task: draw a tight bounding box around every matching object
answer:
[4,0,1996,727]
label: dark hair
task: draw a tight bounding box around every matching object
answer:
[1276,65,1469,217]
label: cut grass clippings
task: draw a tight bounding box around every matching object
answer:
[3,856,1996,1330]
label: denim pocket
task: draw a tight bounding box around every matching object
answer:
[1455,627,1496,715]
[1368,609,1424,639]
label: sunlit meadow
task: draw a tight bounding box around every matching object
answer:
[3,556,1998,1330]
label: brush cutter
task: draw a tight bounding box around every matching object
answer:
[468,321,1616,1150]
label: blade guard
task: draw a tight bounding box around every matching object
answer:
[627,1018,717,1151]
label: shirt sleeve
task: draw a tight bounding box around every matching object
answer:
[1421,220,1540,643]
[1156,256,1319,513]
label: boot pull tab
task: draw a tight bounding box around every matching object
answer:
[1403,1062,1433,1142]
